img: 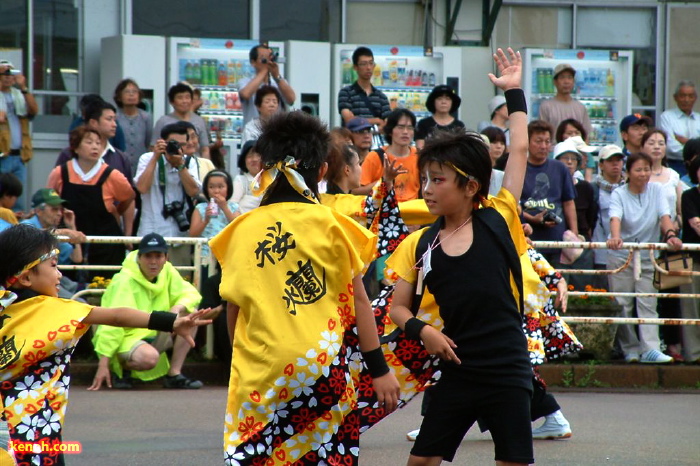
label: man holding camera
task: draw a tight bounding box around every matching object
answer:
[135,122,201,267]
[0,60,38,211]
[520,120,578,265]
[238,44,295,125]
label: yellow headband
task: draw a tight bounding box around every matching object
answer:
[4,248,60,288]
[251,156,319,204]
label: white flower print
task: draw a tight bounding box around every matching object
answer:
[288,372,315,397]
[16,414,38,440]
[311,431,333,458]
[319,331,341,358]
[37,409,61,435]
[16,375,41,400]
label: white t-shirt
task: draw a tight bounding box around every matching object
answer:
[135,152,202,237]
[608,182,670,260]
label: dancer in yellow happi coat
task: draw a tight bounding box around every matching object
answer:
[211,111,400,466]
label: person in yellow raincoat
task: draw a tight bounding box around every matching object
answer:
[0,224,209,465]
[211,111,400,465]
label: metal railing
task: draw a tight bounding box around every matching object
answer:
[62,236,700,360]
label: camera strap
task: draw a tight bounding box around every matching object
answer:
[157,155,192,210]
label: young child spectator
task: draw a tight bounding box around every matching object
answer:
[0,224,209,465]
[231,140,263,213]
[0,173,22,223]
[189,169,240,268]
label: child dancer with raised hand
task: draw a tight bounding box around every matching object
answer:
[388,48,535,465]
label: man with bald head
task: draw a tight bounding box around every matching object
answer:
[660,80,699,177]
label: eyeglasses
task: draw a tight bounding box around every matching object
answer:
[356,61,375,68]
[123,89,139,95]
[394,124,415,132]
[352,128,372,134]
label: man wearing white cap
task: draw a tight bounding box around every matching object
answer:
[538,64,592,139]
[477,95,510,144]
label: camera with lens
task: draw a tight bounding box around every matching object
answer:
[165,140,181,156]
[162,200,190,232]
[542,210,563,224]
[260,52,285,65]
[1,68,20,76]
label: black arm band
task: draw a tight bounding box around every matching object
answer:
[663,229,679,241]
[147,311,177,333]
[361,347,390,378]
[404,317,428,340]
[505,88,527,115]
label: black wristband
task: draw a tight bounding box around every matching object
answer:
[147,311,177,332]
[505,88,527,115]
[404,317,428,340]
[663,229,678,241]
[361,347,390,378]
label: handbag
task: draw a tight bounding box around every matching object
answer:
[653,252,693,290]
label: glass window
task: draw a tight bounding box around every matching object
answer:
[261,0,340,42]
[0,0,29,72]
[133,0,249,39]
[495,6,573,51]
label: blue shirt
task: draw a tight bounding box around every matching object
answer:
[521,158,577,245]
[194,200,239,258]
[21,215,75,264]
[0,218,12,232]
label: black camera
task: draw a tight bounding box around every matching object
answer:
[162,201,190,232]
[165,140,181,156]
[542,210,563,224]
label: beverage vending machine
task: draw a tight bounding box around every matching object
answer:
[523,48,633,147]
[331,44,463,135]
[167,37,286,169]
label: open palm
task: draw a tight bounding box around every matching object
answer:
[488,47,522,91]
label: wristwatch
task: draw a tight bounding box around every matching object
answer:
[20,88,29,94]
[274,75,283,82]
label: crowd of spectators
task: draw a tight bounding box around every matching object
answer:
[0,48,699,373]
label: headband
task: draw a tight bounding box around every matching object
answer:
[251,156,318,204]
[3,248,60,288]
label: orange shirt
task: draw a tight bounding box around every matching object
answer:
[47,162,134,221]
[360,146,420,202]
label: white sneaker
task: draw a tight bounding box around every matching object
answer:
[406,428,420,442]
[640,349,673,364]
[625,353,640,363]
[532,412,572,440]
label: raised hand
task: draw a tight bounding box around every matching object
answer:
[382,157,407,184]
[488,47,522,91]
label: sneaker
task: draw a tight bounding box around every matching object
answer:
[163,373,203,389]
[112,371,133,390]
[624,353,640,363]
[406,428,420,442]
[532,413,572,440]
[640,349,673,364]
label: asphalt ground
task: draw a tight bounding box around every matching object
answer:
[59,387,700,465]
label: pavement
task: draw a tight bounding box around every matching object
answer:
[60,388,700,465]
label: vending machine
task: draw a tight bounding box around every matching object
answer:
[331,44,464,131]
[523,48,634,146]
[167,37,287,169]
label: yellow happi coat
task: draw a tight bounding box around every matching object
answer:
[211,200,376,465]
